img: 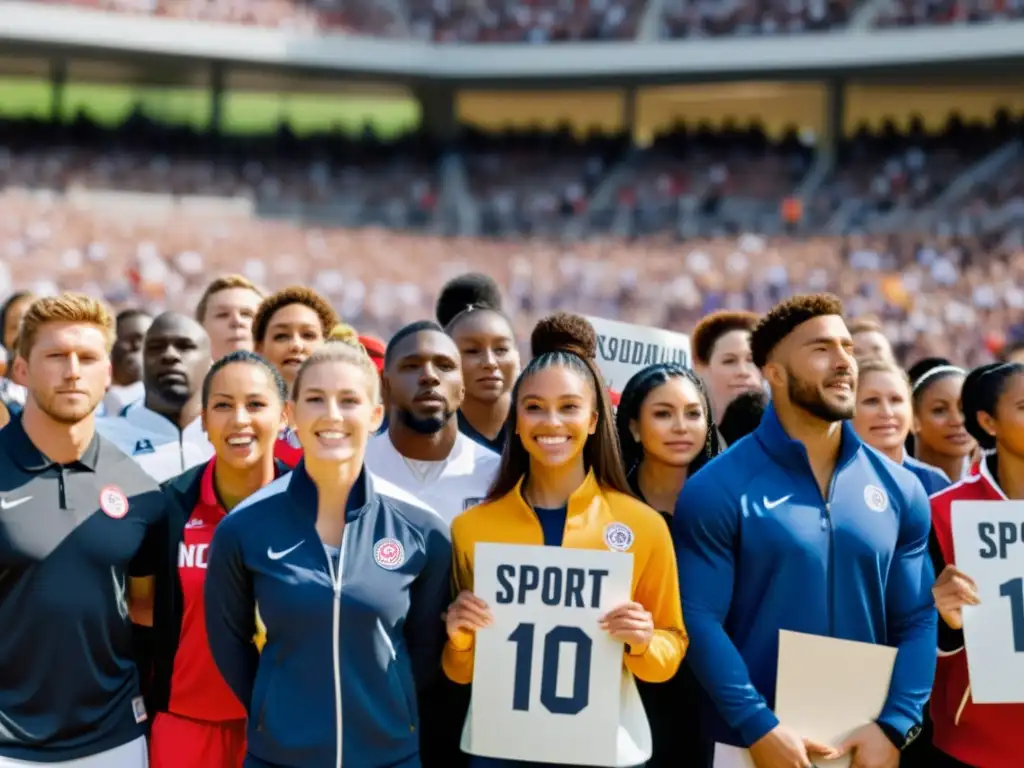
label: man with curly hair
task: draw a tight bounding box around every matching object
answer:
[251,287,339,467]
[673,294,936,768]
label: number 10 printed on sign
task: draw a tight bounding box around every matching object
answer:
[469,543,633,766]
[952,500,1024,704]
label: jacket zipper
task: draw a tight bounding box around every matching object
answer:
[819,468,841,637]
[324,528,347,768]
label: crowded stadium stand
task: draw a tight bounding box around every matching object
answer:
[1,0,1024,366]
[20,0,1024,34]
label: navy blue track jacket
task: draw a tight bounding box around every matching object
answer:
[672,405,937,749]
[204,462,451,768]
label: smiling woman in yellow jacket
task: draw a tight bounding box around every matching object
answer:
[443,313,687,768]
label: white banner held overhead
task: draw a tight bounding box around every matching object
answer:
[584,316,692,393]
[952,500,1024,704]
[468,543,633,766]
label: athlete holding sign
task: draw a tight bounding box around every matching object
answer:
[443,313,686,768]
[929,362,1024,768]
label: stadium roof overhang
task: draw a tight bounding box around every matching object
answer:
[2,1,1024,88]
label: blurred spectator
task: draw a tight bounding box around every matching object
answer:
[875,0,1024,28]
[660,0,857,39]
[29,0,1024,38]
[408,0,645,42]
[1,113,1023,370]
[462,126,628,237]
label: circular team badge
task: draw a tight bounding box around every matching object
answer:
[864,484,889,513]
[99,485,129,519]
[603,522,635,552]
[373,538,405,570]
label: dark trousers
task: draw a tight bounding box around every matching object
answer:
[928,749,976,768]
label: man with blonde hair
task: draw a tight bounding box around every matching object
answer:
[195,274,263,361]
[0,293,165,768]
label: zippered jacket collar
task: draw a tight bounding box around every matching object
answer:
[754,402,862,475]
[509,468,604,520]
[286,459,371,522]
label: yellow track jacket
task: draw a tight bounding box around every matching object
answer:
[443,470,687,766]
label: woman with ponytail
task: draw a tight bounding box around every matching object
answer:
[436,273,521,454]
[928,362,1024,768]
[906,358,975,483]
[614,363,720,767]
[441,313,686,768]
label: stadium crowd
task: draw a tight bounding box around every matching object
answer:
[1,111,1023,369]
[26,0,1024,37]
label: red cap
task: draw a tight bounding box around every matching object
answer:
[359,335,386,373]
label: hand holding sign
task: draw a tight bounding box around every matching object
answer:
[468,543,634,766]
[932,564,981,630]
[598,601,654,651]
[445,591,493,637]
[748,724,839,768]
[836,723,898,768]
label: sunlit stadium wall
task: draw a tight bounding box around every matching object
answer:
[1,54,1023,143]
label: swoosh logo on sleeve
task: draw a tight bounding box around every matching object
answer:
[267,541,305,561]
[762,494,793,510]
[1,496,33,510]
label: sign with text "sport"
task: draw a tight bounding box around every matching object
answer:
[468,543,633,765]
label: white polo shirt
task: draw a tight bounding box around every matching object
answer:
[95,402,214,482]
[96,382,145,419]
[363,430,500,525]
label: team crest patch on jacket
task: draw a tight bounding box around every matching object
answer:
[864,484,889,513]
[99,485,129,519]
[373,538,405,570]
[603,522,634,552]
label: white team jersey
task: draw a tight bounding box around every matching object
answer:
[95,402,214,482]
[363,430,500,525]
[97,382,144,419]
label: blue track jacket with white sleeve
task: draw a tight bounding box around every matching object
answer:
[204,462,451,768]
[672,405,937,750]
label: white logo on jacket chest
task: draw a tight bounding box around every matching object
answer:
[374,538,405,570]
[864,485,889,513]
[603,522,634,552]
[763,494,793,510]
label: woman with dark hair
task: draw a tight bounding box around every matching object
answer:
[139,351,292,768]
[0,290,34,356]
[928,362,1024,768]
[616,363,722,519]
[907,358,974,483]
[717,389,768,447]
[442,313,686,768]
[0,290,33,411]
[436,273,520,454]
[615,363,720,768]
